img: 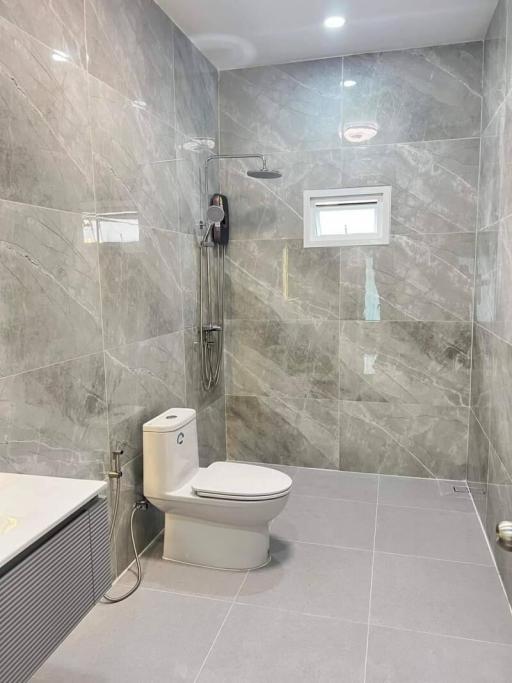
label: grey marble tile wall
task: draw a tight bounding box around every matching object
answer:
[0,1,223,577]
[220,43,482,479]
[468,0,512,604]
[454,0,512,599]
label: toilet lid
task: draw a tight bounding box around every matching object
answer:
[191,462,292,501]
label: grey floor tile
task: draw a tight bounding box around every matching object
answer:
[366,625,512,683]
[375,505,493,565]
[371,552,512,644]
[272,494,376,549]
[32,589,229,682]
[197,603,367,683]
[379,475,475,513]
[117,539,247,600]
[291,467,378,503]
[238,539,372,621]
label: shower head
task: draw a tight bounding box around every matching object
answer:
[247,168,282,179]
[206,204,225,223]
[247,158,282,180]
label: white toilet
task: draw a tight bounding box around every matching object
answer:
[143,408,292,570]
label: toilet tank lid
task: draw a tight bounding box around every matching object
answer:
[143,408,196,433]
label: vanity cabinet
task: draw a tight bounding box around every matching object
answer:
[0,497,111,683]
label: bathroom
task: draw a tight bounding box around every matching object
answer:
[0,0,512,680]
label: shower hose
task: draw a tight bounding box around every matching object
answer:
[102,474,145,604]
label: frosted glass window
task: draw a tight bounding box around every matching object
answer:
[304,187,391,247]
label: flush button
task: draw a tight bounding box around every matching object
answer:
[167,414,178,419]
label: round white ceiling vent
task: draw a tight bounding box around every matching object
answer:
[341,122,379,144]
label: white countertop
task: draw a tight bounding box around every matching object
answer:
[0,473,107,570]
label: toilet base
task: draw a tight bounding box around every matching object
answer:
[162,513,270,570]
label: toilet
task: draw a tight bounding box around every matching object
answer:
[143,408,292,570]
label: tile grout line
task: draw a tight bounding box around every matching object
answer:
[290,492,376,504]
[0,326,191,385]
[372,622,512,649]
[193,570,249,682]
[171,29,187,344]
[223,319,474,324]
[263,537,372,554]
[363,475,380,683]
[0,349,105,384]
[466,45,484,482]
[83,0,118,573]
[373,550,493,569]
[232,600,368,625]
[338,56,344,472]
[216,66,229,469]
[290,491,475,512]
[124,584,235,604]
[249,462,468,484]
[0,193,188,233]
[217,136,481,155]
[377,501,475,515]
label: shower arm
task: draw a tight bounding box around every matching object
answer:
[203,154,266,220]
[205,153,266,176]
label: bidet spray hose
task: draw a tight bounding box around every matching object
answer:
[103,451,146,604]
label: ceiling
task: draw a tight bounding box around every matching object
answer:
[156,0,497,71]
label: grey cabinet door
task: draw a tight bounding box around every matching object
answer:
[0,497,110,683]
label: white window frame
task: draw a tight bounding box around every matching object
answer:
[303,186,392,248]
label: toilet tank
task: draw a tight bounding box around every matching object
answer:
[143,408,199,499]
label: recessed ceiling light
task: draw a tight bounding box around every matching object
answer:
[343,80,357,88]
[324,16,346,29]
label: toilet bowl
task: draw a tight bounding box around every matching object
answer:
[143,408,292,570]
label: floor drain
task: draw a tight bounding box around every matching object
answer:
[452,484,486,496]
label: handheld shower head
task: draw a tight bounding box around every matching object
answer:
[206,204,225,224]
[201,203,225,246]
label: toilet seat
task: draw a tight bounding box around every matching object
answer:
[191,462,292,501]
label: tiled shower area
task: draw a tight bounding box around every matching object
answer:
[1,0,512,680]
[220,0,512,616]
[222,46,478,479]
